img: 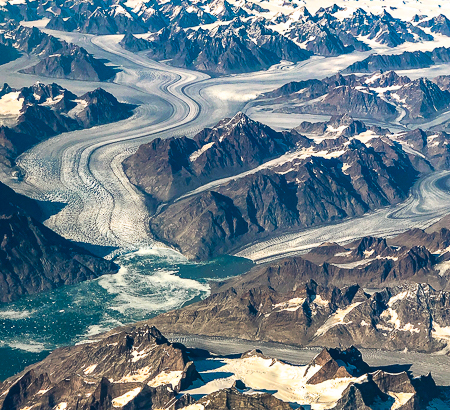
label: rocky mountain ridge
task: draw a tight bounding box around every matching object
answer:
[343,47,450,74]
[0,21,117,81]
[123,112,306,204]
[124,112,429,260]
[0,325,444,410]
[119,4,441,73]
[145,231,450,353]
[296,113,450,169]
[0,326,200,410]
[0,0,441,74]
[257,70,450,126]
[0,180,118,303]
[417,13,450,36]
[122,17,312,74]
[0,81,135,168]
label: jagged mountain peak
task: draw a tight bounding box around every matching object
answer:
[353,7,369,16]
[411,13,428,22]
[327,113,359,127]
[319,4,345,15]
[214,111,257,129]
[90,6,108,17]
[305,346,370,384]
[0,83,13,98]
[379,9,395,21]
[123,113,305,204]
[289,5,312,21]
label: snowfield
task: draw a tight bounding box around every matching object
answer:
[168,334,450,386]
[0,91,23,127]
[186,355,359,410]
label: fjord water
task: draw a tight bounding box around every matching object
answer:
[0,249,253,381]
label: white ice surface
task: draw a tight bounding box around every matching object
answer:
[0,91,23,127]
[185,356,358,409]
[147,370,183,388]
[0,19,449,264]
[236,171,450,263]
[83,364,97,375]
[112,387,142,407]
[314,302,363,337]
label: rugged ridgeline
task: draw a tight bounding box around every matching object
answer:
[343,47,450,73]
[418,13,450,36]
[123,111,432,260]
[296,114,450,168]
[118,6,439,73]
[0,326,200,410]
[0,181,118,303]
[328,14,450,74]
[0,0,446,75]
[121,19,311,74]
[0,325,442,410]
[0,82,135,167]
[37,0,433,48]
[3,0,435,55]
[145,221,450,353]
[14,0,442,74]
[256,70,450,126]
[279,6,431,55]
[0,21,116,80]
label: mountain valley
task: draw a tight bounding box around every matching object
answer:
[124,111,447,260]
[1,0,450,408]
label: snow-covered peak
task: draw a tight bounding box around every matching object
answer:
[0,90,24,127]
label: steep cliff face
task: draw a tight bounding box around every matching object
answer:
[0,181,118,303]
